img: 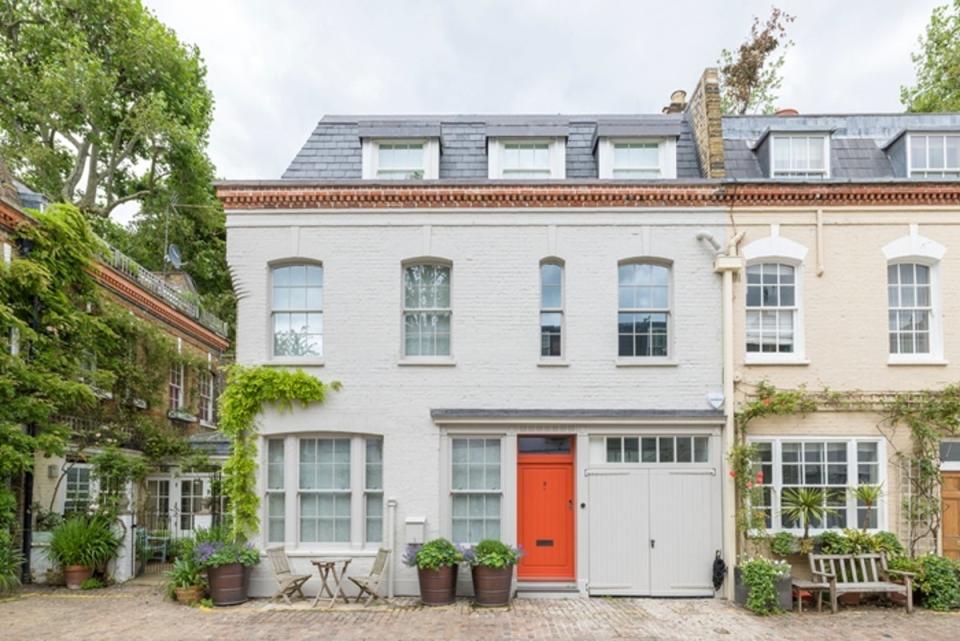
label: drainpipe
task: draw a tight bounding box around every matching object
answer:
[386,498,397,598]
[715,231,745,600]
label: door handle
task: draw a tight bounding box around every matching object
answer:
[650,539,656,549]
[568,499,573,511]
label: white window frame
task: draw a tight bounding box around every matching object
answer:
[270,262,324,362]
[597,138,678,179]
[539,259,564,361]
[401,259,453,362]
[907,133,960,178]
[882,225,946,365]
[770,134,830,178]
[447,436,504,545]
[617,260,673,362]
[63,463,96,515]
[265,438,285,544]
[197,370,215,426]
[597,435,711,465]
[168,363,184,411]
[747,436,887,534]
[361,139,439,180]
[744,260,804,362]
[488,138,565,179]
[263,434,383,551]
[942,439,960,472]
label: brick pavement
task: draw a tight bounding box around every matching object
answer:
[1,584,957,641]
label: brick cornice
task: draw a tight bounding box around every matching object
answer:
[216,182,960,210]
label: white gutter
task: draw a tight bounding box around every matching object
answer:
[714,231,745,600]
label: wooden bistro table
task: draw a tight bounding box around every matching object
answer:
[311,557,353,608]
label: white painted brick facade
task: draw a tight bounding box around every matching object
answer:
[227,208,726,595]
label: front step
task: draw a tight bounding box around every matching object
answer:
[515,581,581,599]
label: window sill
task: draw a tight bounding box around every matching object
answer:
[398,358,456,367]
[887,357,948,366]
[537,360,569,368]
[283,547,381,558]
[615,358,678,367]
[265,358,325,367]
[744,355,810,366]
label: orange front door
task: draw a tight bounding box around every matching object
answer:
[944,472,960,560]
[517,436,575,581]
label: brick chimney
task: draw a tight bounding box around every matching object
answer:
[686,68,725,179]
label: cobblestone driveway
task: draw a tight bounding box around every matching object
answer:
[2,584,958,641]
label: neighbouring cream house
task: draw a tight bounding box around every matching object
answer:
[721,113,960,559]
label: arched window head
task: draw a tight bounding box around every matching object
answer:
[271,263,323,358]
[618,261,670,358]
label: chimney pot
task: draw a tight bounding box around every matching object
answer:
[662,89,688,114]
[775,108,799,116]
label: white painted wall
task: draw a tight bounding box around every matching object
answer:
[226,207,726,596]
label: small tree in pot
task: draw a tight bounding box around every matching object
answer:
[403,538,464,606]
[166,556,206,605]
[465,540,521,607]
[47,515,121,589]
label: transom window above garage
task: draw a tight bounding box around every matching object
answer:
[598,435,709,464]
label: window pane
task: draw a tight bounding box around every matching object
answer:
[606,437,622,463]
[676,437,692,463]
[658,437,675,463]
[268,439,284,490]
[366,493,383,543]
[624,437,640,463]
[694,437,709,462]
[641,437,657,462]
[910,136,927,169]
[929,136,945,169]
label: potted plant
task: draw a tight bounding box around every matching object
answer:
[852,484,883,530]
[465,539,521,607]
[167,556,206,605]
[403,538,464,606]
[193,538,260,606]
[47,515,121,589]
[781,487,837,554]
[734,556,791,614]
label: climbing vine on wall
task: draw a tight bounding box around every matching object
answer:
[217,365,341,542]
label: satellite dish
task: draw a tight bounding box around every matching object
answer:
[165,244,183,269]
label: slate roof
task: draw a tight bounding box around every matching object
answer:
[722,113,960,180]
[282,114,703,180]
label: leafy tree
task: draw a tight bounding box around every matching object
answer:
[718,7,795,115]
[902,0,960,112]
[0,0,234,331]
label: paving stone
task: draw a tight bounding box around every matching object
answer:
[1,584,958,641]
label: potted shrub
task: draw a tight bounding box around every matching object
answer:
[403,538,464,606]
[734,556,791,614]
[47,515,121,589]
[167,556,206,605]
[465,539,521,607]
[193,537,260,606]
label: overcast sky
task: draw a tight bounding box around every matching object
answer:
[130,0,940,222]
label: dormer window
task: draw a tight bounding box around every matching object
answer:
[770,135,829,178]
[361,139,439,180]
[597,139,677,179]
[909,134,960,178]
[488,138,565,179]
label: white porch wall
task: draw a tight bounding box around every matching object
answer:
[227,208,726,597]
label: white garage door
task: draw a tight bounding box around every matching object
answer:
[587,436,721,597]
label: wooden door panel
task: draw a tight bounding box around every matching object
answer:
[943,472,960,560]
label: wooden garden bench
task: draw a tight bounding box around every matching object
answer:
[801,552,915,613]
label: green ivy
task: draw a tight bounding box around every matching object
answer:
[217,365,340,541]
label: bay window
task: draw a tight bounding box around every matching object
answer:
[266,434,383,548]
[750,438,884,532]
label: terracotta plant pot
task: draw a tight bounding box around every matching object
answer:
[471,565,514,607]
[174,585,205,605]
[63,565,93,590]
[207,563,248,606]
[418,565,458,606]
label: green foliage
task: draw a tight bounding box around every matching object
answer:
[468,540,521,568]
[33,504,62,531]
[769,532,797,557]
[218,365,340,541]
[404,539,464,571]
[915,554,960,611]
[90,447,147,518]
[739,556,789,615]
[814,529,905,557]
[47,514,121,568]
[902,0,960,112]
[781,488,838,543]
[728,442,766,534]
[718,7,795,114]
[0,532,23,595]
[80,577,105,590]
[885,385,960,555]
[166,556,205,589]
[736,382,818,433]
[852,484,883,530]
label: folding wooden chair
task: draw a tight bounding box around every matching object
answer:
[348,548,391,606]
[267,547,311,605]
